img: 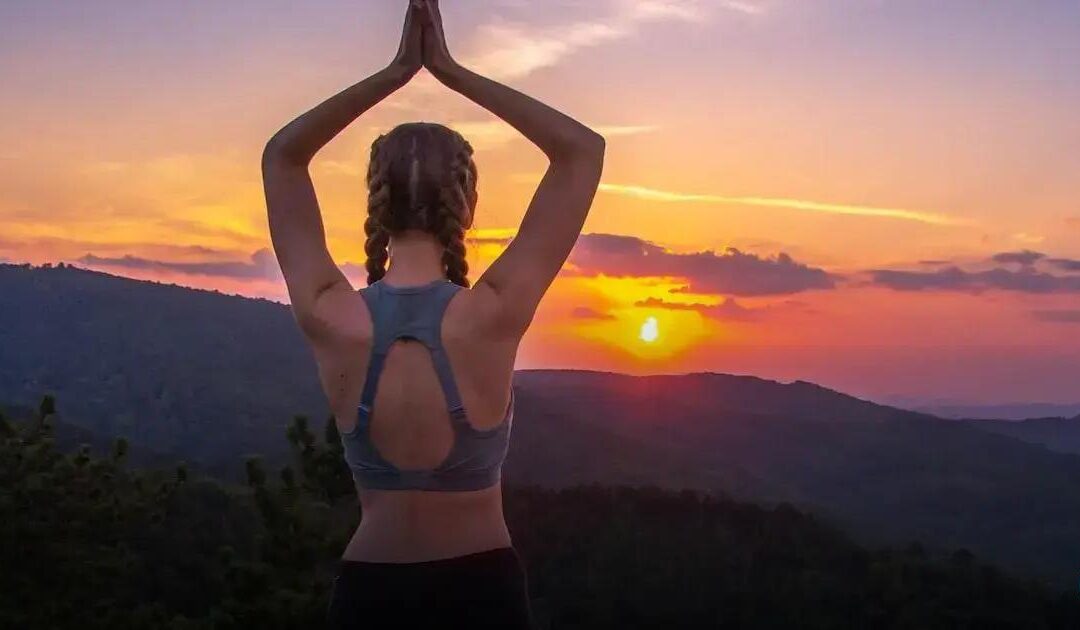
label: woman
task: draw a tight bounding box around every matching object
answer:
[261,1,604,627]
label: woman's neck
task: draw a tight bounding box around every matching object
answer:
[382,230,446,285]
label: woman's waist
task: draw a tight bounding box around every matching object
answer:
[356,482,504,513]
[346,488,511,562]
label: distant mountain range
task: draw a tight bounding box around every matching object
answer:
[961,416,1080,456]
[3,262,1080,588]
[908,402,1080,421]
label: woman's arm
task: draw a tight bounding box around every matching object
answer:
[262,1,424,337]
[421,0,606,337]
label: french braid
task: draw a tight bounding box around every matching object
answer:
[364,136,391,285]
[436,137,477,288]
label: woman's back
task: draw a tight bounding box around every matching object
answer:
[309,274,522,561]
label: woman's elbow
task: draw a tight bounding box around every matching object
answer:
[551,130,606,163]
[583,130,606,154]
[572,129,605,157]
[261,136,287,172]
[261,134,307,172]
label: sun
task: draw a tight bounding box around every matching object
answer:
[639,316,659,343]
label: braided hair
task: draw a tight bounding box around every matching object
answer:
[363,123,478,287]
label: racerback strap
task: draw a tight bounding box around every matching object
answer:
[357,278,469,427]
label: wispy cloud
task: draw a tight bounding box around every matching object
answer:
[595,125,660,136]
[464,0,759,81]
[1012,232,1046,245]
[359,122,655,152]
[717,1,769,15]
[617,0,708,21]
[386,0,763,113]
[466,228,516,246]
[314,159,364,177]
[597,182,961,226]
[466,22,623,81]
[446,122,656,150]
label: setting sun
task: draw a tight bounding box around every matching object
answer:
[639,317,659,343]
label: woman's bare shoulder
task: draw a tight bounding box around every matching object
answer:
[446,281,530,344]
[302,286,373,351]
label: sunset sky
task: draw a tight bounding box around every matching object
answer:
[2,0,1078,404]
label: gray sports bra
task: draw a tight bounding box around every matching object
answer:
[339,277,514,491]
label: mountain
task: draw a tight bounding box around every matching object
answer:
[505,370,1080,587]
[962,416,1080,455]
[910,402,1080,420]
[902,396,1080,456]
[0,262,328,475]
[3,262,1080,588]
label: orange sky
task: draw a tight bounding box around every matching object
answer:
[1,1,1078,404]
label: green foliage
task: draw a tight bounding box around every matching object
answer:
[285,414,355,504]
[1,397,189,628]
[2,395,1079,629]
[507,485,1080,629]
[0,397,337,629]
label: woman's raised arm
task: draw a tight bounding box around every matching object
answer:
[262,1,424,337]
[421,0,606,337]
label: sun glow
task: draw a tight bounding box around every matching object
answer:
[556,275,714,362]
[639,316,659,343]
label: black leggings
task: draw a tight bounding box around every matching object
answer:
[326,546,537,629]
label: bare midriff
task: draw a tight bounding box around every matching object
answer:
[342,481,513,562]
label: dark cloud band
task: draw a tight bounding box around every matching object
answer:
[870,250,1080,294]
[79,249,281,281]
[869,266,1080,293]
[568,233,835,296]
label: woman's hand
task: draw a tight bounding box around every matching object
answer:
[420,0,459,79]
[388,1,425,82]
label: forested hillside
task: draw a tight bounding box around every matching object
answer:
[0,263,327,472]
[4,397,1078,629]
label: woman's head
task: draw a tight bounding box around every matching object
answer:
[364,122,478,287]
